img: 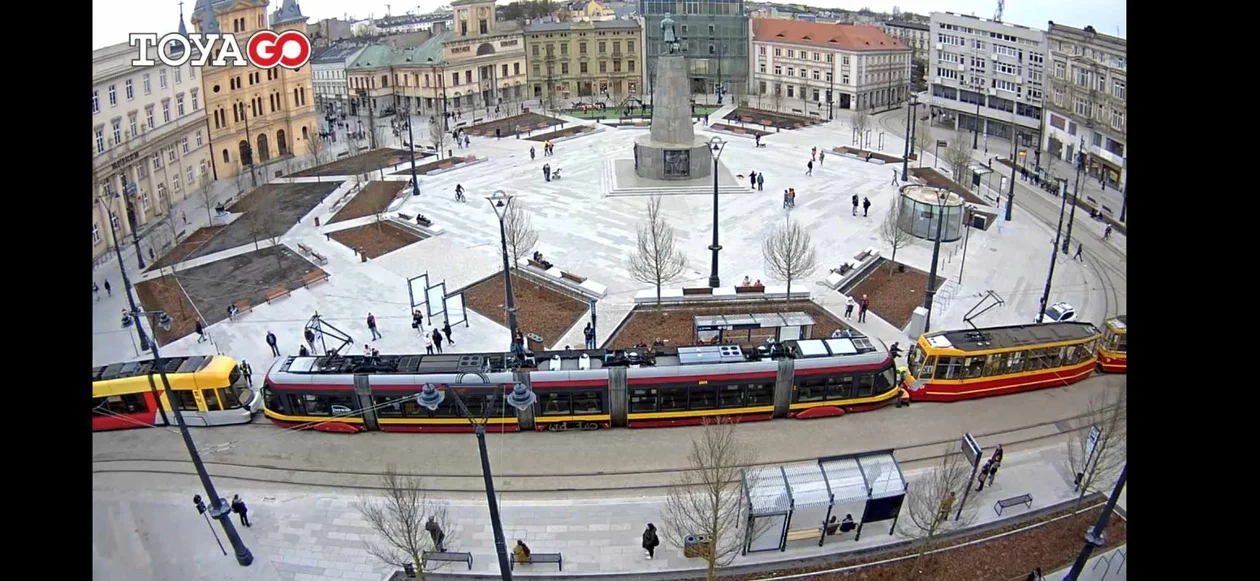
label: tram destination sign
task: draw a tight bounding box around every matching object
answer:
[961,432,982,468]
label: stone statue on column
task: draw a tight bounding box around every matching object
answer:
[661,13,679,54]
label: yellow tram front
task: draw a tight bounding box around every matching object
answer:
[1096,316,1127,373]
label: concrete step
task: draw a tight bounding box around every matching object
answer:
[607,184,752,197]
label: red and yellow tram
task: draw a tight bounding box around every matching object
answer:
[1096,316,1127,373]
[92,355,260,431]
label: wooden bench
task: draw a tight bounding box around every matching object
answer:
[683,287,713,295]
[296,243,329,266]
[527,258,549,270]
[303,271,329,288]
[232,300,253,318]
[421,551,472,570]
[994,493,1033,516]
[855,250,872,262]
[264,286,290,303]
[510,552,563,571]
[785,528,821,542]
[561,271,587,284]
[735,285,766,294]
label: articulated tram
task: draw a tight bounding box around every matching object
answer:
[261,334,906,433]
[92,355,262,431]
[1096,316,1127,373]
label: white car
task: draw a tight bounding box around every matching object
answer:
[1038,302,1076,323]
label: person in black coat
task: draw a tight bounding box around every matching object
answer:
[442,322,455,345]
[265,331,279,356]
[641,523,660,559]
[432,328,444,353]
[230,495,251,527]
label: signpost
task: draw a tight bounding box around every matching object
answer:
[935,140,947,169]
[1075,425,1103,491]
[956,432,982,520]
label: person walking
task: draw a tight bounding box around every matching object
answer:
[584,322,596,349]
[641,523,660,560]
[938,490,955,523]
[432,328,444,353]
[194,319,208,343]
[463,134,470,148]
[266,331,280,356]
[844,296,856,319]
[889,341,903,360]
[986,459,1001,487]
[530,146,536,160]
[425,516,446,552]
[1074,242,1084,262]
[93,282,100,302]
[367,313,382,340]
[810,146,817,161]
[976,459,993,491]
[756,172,764,191]
[788,188,797,208]
[1103,224,1113,240]
[304,328,316,352]
[862,197,871,217]
[851,194,859,216]
[806,159,813,176]
[239,360,254,387]
[818,150,825,166]
[413,310,425,334]
[543,163,551,182]
[749,171,757,189]
[783,190,791,209]
[991,444,1004,465]
[230,495,251,527]
[442,321,455,346]
[104,279,112,297]
[858,294,870,323]
[891,169,899,187]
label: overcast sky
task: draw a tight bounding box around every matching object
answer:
[93,0,1124,50]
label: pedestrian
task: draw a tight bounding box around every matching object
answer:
[442,321,455,345]
[703,112,709,124]
[299,344,310,356]
[976,459,993,491]
[93,282,100,301]
[1103,224,1113,240]
[783,189,791,209]
[495,127,502,139]
[858,294,870,323]
[811,146,817,161]
[889,341,902,360]
[181,211,187,224]
[806,159,813,176]
[304,328,316,351]
[463,134,470,148]
[149,247,156,261]
[194,319,207,343]
[426,516,446,552]
[230,494,251,527]
[530,146,536,160]
[584,322,596,349]
[788,188,796,208]
[844,296,855,319]
[756,172,764,191]
[891,169,899,186]
[266,330,279,356]
[513,539,532,563]
[862,197,871,217]
[851,194,859,216]
[425,333,435,354]
[227,304,238,321]
[749,171,756,189]
[1074,242,1084,262]
[432,328,444,353]
[413,310,425,333]
[240,360,253,386]
[367,312,381,340]
[104,279,112,296]
[938,490,955,523]
[987,459,1000,486]
[818,150,825,166]
[641,523,660,560]
[543,163,551,182]
[991,445,1004,465]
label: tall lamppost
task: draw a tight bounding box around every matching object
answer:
[970,80,983,150]
[117,175,148,270]
[403,104,420,196]
[127,307,255,567]
[901,93,920,182]
[706,136,727,288]
[921,188,950,333]
[487,191,521,354]
[418,380,538,581]
[1061,141,1085,254]
[1005,119,1017,222]
[96,190,152,354]
[1064,463,1127,581]
[1037,177,1070,323]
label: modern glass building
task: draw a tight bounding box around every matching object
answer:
[640,0,749,98]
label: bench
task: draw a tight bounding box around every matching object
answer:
[422,551,472,570]
[296,243,329,266]
[527,258,549,270]
[510,552,563,571]
[561,271,587,284]
[854,250,872,262]
[785,528,821,542]
[232,300,253,318]
[994,493,1033,516]
[683,287,713,295]
[303,271,329,288]
[264,286,290,303]
[735,285,766,294]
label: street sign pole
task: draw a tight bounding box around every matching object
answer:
[955,432,982,520]
[1075,425,1102,491]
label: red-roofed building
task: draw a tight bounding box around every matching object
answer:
[750,18,912,118]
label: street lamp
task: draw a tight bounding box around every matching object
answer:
[118,178,147,270]
[418,380,538,581]
[958,204,974,284]
[921,188,950,333]
[901,93,920,182]
[403,104,420,196]
[1005,124,1017,222]
[1037,177,1070,323]
[1064,463,1127,581]
[706,136,727,288]
[127,307,254,567]
[97,191,152,353]
[1061,142,1085,254]
[487,190,522,357]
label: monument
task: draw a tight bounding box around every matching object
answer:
[634,13,712,181]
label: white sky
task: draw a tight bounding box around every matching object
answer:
[92,0,1124,50]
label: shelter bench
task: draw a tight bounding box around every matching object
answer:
[421,551,472,570]
[735,285,766,294]
[296,243,329,266]
[510,552,563,571]
[302,271,329,288]
[994,493,1033,516]
[264,286,290,303]
[785,528,821,542]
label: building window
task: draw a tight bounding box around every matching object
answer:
[152,152,162,170]
[760,63,766,74]
[157,182,167,201]
[108,84,117,106]
[812,52,820,61]
[825,72,832,82]
[774,48,781,57]
[599,61,606,73]
[95,128,105,153]
[1112,80,1125,99]
[1075,67,1088,86]
[1074,96,1089,117]
[191,89,199,110]
[561,62,569,74]
[92,90,100,114]
[159,69,167,88]
[174,67,182,84]
[162,101,171,123]
[141,191,150,210]
[129,114,138,138]
[172,173,181,192]
[1111,109,1124,131]
[182,137,190,154]
[168,147,177,162]
[812,70,820,80]
[177,95,186,116]
[143,73,151,94]
[842,55,850,66]
[514,63,521,75]
[146,105,155,129]
[196,130,203,147]
[92,223,101,245]
[125,79,134,100]
[787,49,794,58]
[186,166,195,188]
[759,46,765,55]
[112,119,122,145]
[775,66,782,75]
[1053,88,1064,107]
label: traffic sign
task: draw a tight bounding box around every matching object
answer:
[1085,425,1101,460]
[937,140,948,148]
[961,432,982,468]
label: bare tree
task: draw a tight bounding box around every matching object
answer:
[879,194,914,278]
[242,197,271,251]
[852,109,872,148]
[914,124,934,168]
[428,115,446,159]
[1067,386,1127,509]
[234,167,250,197]
[628,195,688,307]
[661,418,766,581]
[944,131,974,186]
[356,466,459,580]
[899,447,977,579]
[761,217,818,298]
[772,87,784,113]
[374,183,397,233]
[503,199,539,270]
[199,174,221,224]
[305,132,328,176]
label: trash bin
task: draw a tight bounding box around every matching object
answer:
[526,333,544,352]
[683,534,711,558]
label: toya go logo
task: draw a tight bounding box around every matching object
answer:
[129,30,312,70]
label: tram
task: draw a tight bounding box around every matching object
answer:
[92,355,262,431]
[904,322,1102,402]
[261,334,906,433]
[1096,316,1127,373]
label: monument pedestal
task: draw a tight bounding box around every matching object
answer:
[634,55,712,181]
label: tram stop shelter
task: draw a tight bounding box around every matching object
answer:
[741,450,907,554]
[694,312,816,345]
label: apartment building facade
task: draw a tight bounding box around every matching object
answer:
[927,12,1047,149]
[312,43,367,118]
[640,0,749,98]
[1041,22,1126,187]
[751,18,911,115]
[523,19,642,106]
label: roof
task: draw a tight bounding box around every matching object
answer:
[884,20,929,31]
[92,355,216,383]
[524,19,641,33]
[312,43,367,64]
[346,31,453,71]
[752,19,908,51]
[347,44,400,71]
[270,0,308,27]
[1047,21,1127,46]
[926,322,1100,353]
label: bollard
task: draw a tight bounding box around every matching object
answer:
[314,216,320,227]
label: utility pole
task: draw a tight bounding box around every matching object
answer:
[900,94,918,182]
[1038,177,1069,323]
[1061,144,1084,254]
[1005,119,1016,221]
[241,102,257,188]
[1064,464,1127,581]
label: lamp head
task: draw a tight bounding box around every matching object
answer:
[505,383,537,411]
[155,311,174,331]
[417,383,446,410]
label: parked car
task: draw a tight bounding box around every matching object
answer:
[1038,302,1076,323]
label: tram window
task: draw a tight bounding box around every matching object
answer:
[718,385,744,408]
[659,387,688,411]
[985,353,1008,376]
[874,368,896,394]
[630,389,658,413]
[263,387,284,414]
[1046,347,1064,368]
[1006,351,1026,373]
[745,383,774,406]
[94,394,147,416]
[921,356,936,379]
[1063,345,1079,365]
[327,395,358,416]
[1083,339,1098,357]
[426,393,460,417]
[1113,335,1126,353]
[541,392,571,416]
[963,356,986,379]
[401,399,426,417]
[828,376,854,399]
[572,391,603,414]
[796,378,828,402]
[856,375,875,398]
[690,385,717,410]
[300,394,330,416]
[203,389,222,411]
[938,357,963,380]
[174,389,199,411]
[907,345,925,377]
[1025,349,1048,371]
[222,387,247,409]
[374,396,404,417]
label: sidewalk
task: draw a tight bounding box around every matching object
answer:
[92,443,1111,581]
